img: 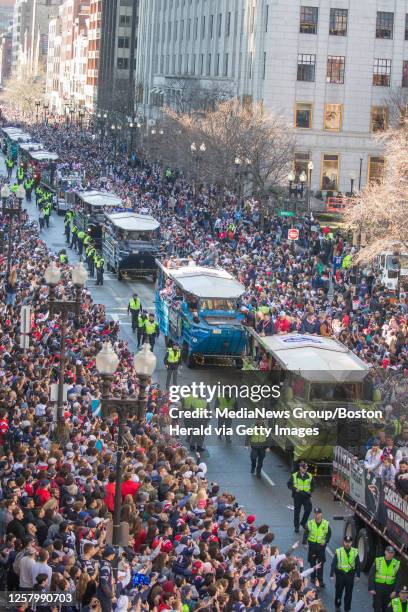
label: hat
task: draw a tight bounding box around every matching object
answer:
[343,536,353,543]
[314,507,322,513]
[103,545,116,557]
[247,514,256,524]
[385,545,395,553]
[399,586,408,594]
[256,565,267,577]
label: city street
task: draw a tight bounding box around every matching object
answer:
[13,162,370,609]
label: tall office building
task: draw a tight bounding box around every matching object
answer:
[136,0,408,192]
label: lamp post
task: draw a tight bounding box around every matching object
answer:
[96,342,156,578]
[191,142,206,203]
[43,101,49,124]
[16,184,25,212]
[45,261,88,442]
[78,109,85,129]
[299,171,307,200]
[2,184,19,277]
[307,161,314,214]
[35,100,41,123]
[288,171,295,196]
[349,171,356,196]
[358,156,363,191]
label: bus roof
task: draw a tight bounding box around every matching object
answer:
[29,150,59,161]
[156,261,245,299]
[75,190,122,208]
[5,130,32,142]
[106,212,160,231]
[248,331,369,382]
[19,142,43,152]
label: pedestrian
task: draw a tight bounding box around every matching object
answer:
[330,535,360,612]
[164,342,181,389]
[287,461,314,533]
[77,229,86,256]
[215,391,237,443]
[38,209,45,231]
[389,586,408,612]
[303,507,331,589]
[246,418,269,478]
[16,164,24,185]
[70,224,78,249]
[144,313,159,349]
[183,394,209,452]
[96,545,115,612]
[127,292,142,332]
[5,156,14,179]
[368,546,401,612]
[136,310,147,347]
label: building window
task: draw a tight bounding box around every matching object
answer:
[373,59,391,86]
[199,53,204,75]
[248,52,253,78]
[194,17,198,39]
[329,8,347,36]
[226,11,231,36]
[321,154,339,191]
[403,61,408,87]
[294,152,310,182]
[265,4,269,32]
[209,14,213,38]
[297,54,316,82]
[215,53,220,76]
[223,53,229,76]
[117,57,129,69]
[295,102,313,128]
[371,107,388,132]
[206,53,211,75]
[192,54,196,74]
[376,11,393,40]
[368,156,385,183]
[406,14,408,41]
[201,15,205,38]
[119,15,131,26]
[324,104,342,131]
[118,37,130,48]
[327,56,345,84]
[262,51,266,80]
[217,13,222,37]
[300,6,318,34]
[250,5,255,33]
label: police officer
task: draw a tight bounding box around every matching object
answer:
[58,249,68,265]
[164,342,181,388]
[5,156,14,179]
[95,254,105,286]
[16,164,24,184]
[184,394,209,452]
[245,418,269,478]
[86,244,96,277]
[70,224,78,249]
[389,586,408,612]
[215,391,237,443]
[287,461,314,533]
[35,185,43,207]
[64,211,73,243]
[303,507,331,588]
[369,546,401,612]
[96,545,116,612]
[77,229,86,256]
[144,313,159,350]
[24,176,34,201]
[127,293,142,332]
[136,310,148,347]
[330,535,360,612]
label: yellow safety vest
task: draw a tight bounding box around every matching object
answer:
[137,314,145,328]
[190,398,207,415]
[393,420,403,435]
[391,598,404,612]
[145,321,157,335]
[307,519,329,545]
[374,557,400,585]
[258,305,270,314]
[167,348,181,364]
[292,472,312,493]
[250,426,267,445]
[129,298,141,311]
[217,396,235,413]
[335,547,358,573]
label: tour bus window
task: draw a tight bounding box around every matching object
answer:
[200,298,236,311]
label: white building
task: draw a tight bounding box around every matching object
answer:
[136,0,408,192]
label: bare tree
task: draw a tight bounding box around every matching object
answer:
[345,119,408,263]
[384,87,408,126]
[1,72,45,119]
[161,78,234,115]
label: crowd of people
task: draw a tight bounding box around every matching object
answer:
[0,109,406,611]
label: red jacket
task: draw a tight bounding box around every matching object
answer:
[121,479,140,500]
[104,482,116,512]
[35,487,51,506]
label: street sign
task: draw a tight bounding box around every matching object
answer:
[279,210,295,217]
[288,228,299,241]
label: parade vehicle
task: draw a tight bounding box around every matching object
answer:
[332,445,408,571]
[377,250,408,293]
[1,127,32,160]
[73,190,123,248]
[244,331,378,472]
[155,260,247,367]
[103,211,160,281]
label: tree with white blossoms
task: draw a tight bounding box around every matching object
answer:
[345,119,408,264]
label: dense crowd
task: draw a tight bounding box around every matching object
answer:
[0,110,406,611]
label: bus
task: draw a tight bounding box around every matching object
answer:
[103,212,160,281]
[73,190,123,249]
[155,260,247,367]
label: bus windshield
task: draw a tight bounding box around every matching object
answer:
[200,298,237,311]
[385,254,408,271]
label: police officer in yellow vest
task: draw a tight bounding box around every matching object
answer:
[164,342,181,389]
[127,293,142,332]
[287,461,314,533]
[95,254,105,286]
[77,229,86,256]
[16,164,24,184]
[64,211,73,243]
[245,418,269,478]
[389,586,408,612]
[183,395,209,453]
[5,156,14,179]
[86,244,96,277]
[70,224,78,249]
[330,535,360,612]
[136,310,148,348]
[144,313,159,350]
[215,392,237,443]
[369,546,401,612]
[58,249,68,265]
[303,507,331,588]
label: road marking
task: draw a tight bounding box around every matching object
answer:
[261,470,276,487]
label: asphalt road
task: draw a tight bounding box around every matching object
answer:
[5,158,372,609]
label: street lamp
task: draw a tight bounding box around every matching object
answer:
[349,171,356,195]
[307,161,314,214]
[299,171,307,197]
[35,99,41,123]
[43,101,49,124]
[16,184,25,209]
[96,342,156,578]
[1,184,10,206]
[288,171,296,195]
[45,260,87,442]
[78,108,85,129]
